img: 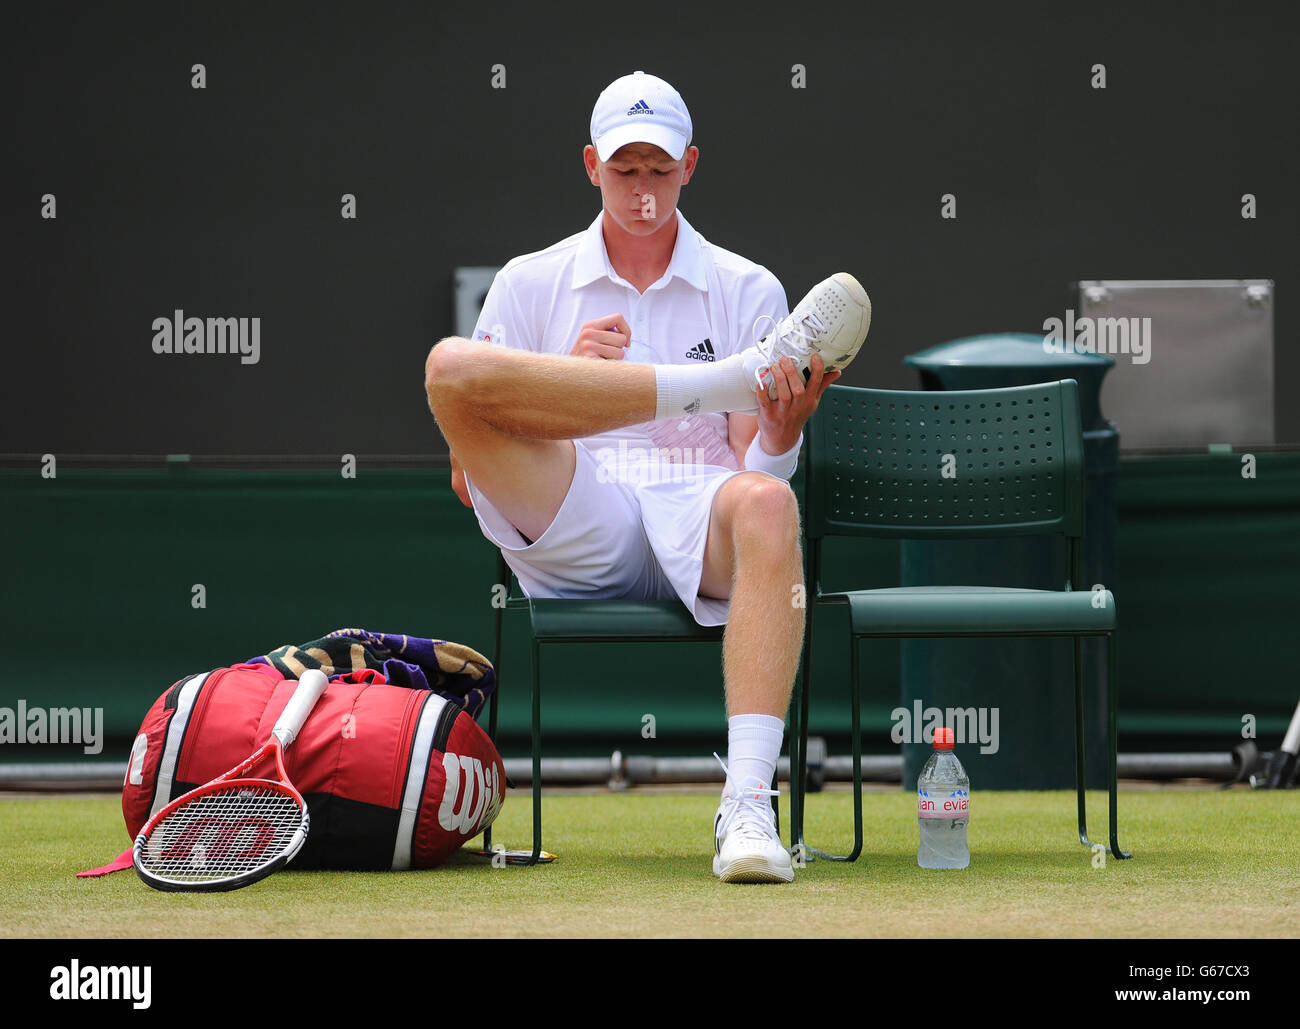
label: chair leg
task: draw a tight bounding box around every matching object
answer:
[526,635,543,866]
[1073,636,1091,850]
[849,633,863,860]
[791,608,815,854]
[787,678,800,850]
[483,590,505,855]
[1107,631,1131,858]
[1075,633,1131,859]
[483,689,498,854]
[805,633,862,862]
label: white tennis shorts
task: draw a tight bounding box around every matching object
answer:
[465,440,754,626]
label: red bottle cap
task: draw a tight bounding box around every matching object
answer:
[934,727,954,749]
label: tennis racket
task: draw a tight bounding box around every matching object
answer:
[133,668,329,892]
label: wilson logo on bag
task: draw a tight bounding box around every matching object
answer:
[439,753,504,835]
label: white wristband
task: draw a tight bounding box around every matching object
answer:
[745,431,802,481]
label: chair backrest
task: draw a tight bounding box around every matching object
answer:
[804,380,1085,542]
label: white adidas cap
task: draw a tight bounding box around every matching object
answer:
[590,71,693,162]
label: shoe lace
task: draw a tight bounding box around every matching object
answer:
[713,753,779,842]
[752,310,827,376]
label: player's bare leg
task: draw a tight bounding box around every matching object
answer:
[425,338,650,540]
[699,473,803,719]
[425,338,663,540]
[426,338,659,441]
[699,472,803,883]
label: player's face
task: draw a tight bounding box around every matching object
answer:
[585,141,698,236]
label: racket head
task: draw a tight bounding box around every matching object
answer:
[133,775,310,892]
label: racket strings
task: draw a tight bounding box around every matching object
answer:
[138,783,305,883]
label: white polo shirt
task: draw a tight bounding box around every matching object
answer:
[471,210,788,480]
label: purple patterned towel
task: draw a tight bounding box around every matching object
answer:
[248,628,495,719]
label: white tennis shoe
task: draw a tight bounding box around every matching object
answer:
[742,272,873,402]
[712,757,794,884]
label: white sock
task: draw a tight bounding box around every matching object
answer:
[654,354,758,419]
[725,713,786,795]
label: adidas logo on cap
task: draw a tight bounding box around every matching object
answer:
[684,338,716,362]
[591,72,692,162]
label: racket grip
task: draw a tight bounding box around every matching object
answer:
[272,669,329,748]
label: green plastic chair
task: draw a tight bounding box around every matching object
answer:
[484,551,725,864]
[789,379,1130,862]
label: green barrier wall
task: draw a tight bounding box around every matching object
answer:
[2,453,1295,764]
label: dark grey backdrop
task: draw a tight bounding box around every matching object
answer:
[5,1,1296,456]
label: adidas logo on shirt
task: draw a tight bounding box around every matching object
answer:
[685,338,716,362]
[626,99,654,116]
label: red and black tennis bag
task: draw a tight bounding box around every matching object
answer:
[122,663,504,870]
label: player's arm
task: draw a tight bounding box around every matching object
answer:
[756,354,839,450]
[730,271,840,471]
[728,412,759,467]
[733,354,840,474]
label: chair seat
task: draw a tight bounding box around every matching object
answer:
[821,585,1116,635]
[527,598,724,642]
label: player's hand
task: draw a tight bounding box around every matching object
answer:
[755,353,841,455]
[570,314,632,359]
[449,452,473,509]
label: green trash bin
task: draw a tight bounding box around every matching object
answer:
[900,333,1117,790]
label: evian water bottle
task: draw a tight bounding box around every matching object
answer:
[917,727,970,869]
